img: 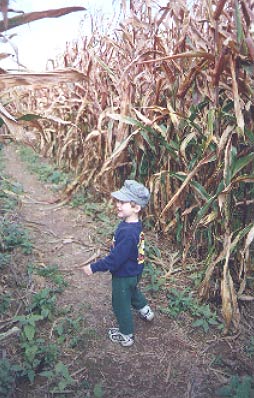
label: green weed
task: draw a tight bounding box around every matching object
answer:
[143,262,165,293]
[15,314,44,342]
[0,358,16,397]
[143,242,166,293]
[19,339,59,383]
[0,178,23,212]
[145,242,162,259]
[53,312,98,349]
[41,361,75,393]
[161,287,194,318]
[0,252,10,269]
[0,218,32,254]
[70,190,88,208]
[0,293,11,315]
[29,264,68,291]
[14,313,59,383]
[161,287,222,332]
[216,375,254,397]
[53,315,88,348]
[93,382,104,397]
[191,303,221,333]
[188,269,206,288]
[18,146,70,188]
[245,337,254,358]
[29,288,57,320]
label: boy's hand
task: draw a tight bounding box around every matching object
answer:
[83,264,93,276]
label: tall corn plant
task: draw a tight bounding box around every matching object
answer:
[0,1,86,144]
[14,0,254,333]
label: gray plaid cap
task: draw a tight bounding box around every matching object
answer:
[111,180,150,208]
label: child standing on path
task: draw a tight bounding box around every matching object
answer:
[83,180,154,347]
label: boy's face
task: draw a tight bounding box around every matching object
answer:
[115,200,141,222]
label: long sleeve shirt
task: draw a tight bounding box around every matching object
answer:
[90,220,145,277]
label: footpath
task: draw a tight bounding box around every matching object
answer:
[2,144,216,398]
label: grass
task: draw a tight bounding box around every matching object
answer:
[18,145,71,189]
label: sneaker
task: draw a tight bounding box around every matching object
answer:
[108,328,134,347]
[139,305,154,321]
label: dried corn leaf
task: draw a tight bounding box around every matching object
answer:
[0,7,86,32]
[221,234,240,333]
[0,102,26,141]
[217,125,234,156]
[245,36,254,61]
[238,294,254,301]
[0,68,85,90]
[198,245,227,299]
[160,152,216,218]
[241,224,254,269]
[179,132,196,161]
[213,0,228,20]
[244,223,254,251]
[229,56,244,133]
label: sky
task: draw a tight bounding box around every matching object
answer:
[0,0,115,71]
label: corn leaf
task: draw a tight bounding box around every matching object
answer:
[232,152,254,178]
[0,7,86,32]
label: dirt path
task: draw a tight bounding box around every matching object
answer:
[3,145,217,398]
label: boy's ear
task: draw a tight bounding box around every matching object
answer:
[135,204,142,213]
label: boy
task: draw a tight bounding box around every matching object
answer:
[83,180,154,347]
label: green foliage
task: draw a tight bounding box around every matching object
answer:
[14,313,59,383]
[161,287,194,318]
[93,382,104,398]
[188,268,206,288]
[161,287,221,332]
[0,293,11,315]
[18,146,70,188]
[191,304,221,333]
[53,316,85,347]
[0,252,10,269]
[245,337,254,358]
[145,242,162,259]
[82,200,112,221]
[70,185,115,230]
[0,358,16,396]
[143,243,166,292]
[29,264,68,291]
[0,178,22,212]
[29,288,57,320]
[19,339,59,384]
[70,190,88,207]
[0,152,23,213]
[0,218,32,254]
[216,375,254,398]
[143,262,165,293]
[40,362,75,393]
[15,314,44,341]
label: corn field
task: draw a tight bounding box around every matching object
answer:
[1,0,254,332]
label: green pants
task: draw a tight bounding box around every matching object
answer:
[112,275,147,335]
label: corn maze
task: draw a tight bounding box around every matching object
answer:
[1,0,254,332]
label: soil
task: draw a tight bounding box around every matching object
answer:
[1,144,254,398]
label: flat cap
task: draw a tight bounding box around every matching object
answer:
[111,180,150,208]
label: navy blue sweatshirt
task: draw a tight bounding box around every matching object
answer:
[90,220,145,277]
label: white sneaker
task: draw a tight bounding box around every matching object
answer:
[108,328,134,347]
[139,305,154,321]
